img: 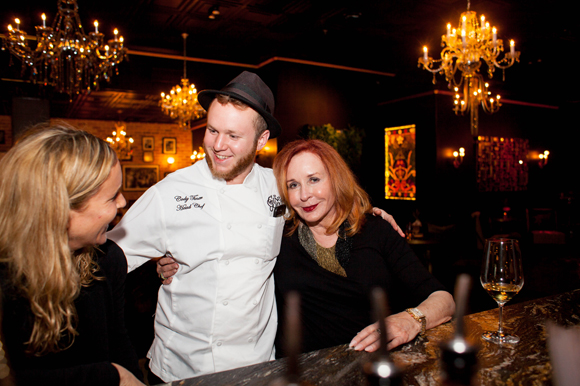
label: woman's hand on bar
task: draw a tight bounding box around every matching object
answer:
[349,312,420,352]
[349,291,455,352]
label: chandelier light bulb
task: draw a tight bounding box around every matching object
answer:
[94,20,99,33]
[41,13,46,28]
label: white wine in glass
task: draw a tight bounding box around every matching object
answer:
[480,238,524,344]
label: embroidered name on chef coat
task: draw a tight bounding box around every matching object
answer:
[174,195,205,211]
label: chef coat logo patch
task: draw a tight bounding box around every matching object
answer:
[267,195,284,217]
[174,195,205,211]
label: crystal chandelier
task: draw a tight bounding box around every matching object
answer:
[160,33,206,129]
[418,1,519,135]
[3,0,127,96]
[106,123,134,161]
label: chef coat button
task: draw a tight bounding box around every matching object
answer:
[224,260,230,266]
[257,224,262,229]
[223,301,228,306]
[253,299,258,305]
[248,337,254,343]
[220,188,225,194]
[216,341,222,347]
[254,259,260,264]
[227,223,231,229]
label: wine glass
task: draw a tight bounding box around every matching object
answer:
[480,238,524,344]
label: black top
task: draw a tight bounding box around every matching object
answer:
[274,214,446,357]
[0,240,142,386]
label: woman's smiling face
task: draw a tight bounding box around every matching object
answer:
[286,151,337,229]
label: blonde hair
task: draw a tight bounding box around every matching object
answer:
[0,122,118,355]
[273,139,373,237]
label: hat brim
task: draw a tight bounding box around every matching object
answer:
[198,90,281,139]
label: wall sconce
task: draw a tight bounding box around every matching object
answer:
[538,150,549,168]
[453,147,465,168]
[191,146,205,164]
[167,157,175,165]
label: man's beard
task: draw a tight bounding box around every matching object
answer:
[204,140,258,182]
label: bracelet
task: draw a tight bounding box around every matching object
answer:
[406,308,426,336]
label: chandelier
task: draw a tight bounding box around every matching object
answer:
[190,146,206,164]
[418,1,519,135]
[160,33,206,129]
[106,123,134,161]
[3,0,127,96]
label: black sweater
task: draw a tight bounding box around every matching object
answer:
[274,214,446,356]
[1,240,142,386]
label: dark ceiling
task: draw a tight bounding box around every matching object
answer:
[1,0,577,123]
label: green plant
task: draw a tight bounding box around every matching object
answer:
[303,123,365,169]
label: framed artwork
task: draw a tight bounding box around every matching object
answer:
[0,130,5,145]
[385,125,416,201]
[122,165,159,191]
[163,137,177,154]
[143,151,154,163]
[142,136,154,150]
[476,136,528,192]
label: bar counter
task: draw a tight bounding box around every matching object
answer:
[160,289,580,385]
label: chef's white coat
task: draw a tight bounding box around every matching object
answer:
[108,159,285,382]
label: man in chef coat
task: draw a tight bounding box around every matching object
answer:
[108,71,285,382]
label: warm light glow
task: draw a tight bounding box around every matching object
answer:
[159,33,206,128]
[418,5,519,135]
[190,146,206,163]
[106,124,133,160]
[4,2,127,95]
[167,157,175,164]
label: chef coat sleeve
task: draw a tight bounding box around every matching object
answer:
[108,186,167,273]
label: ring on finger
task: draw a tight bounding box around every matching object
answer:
[160,273,166,281]
[376,328,381,335]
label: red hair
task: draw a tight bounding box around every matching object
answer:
[273,139,372,236]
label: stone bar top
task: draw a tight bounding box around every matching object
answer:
[160,289,580,385]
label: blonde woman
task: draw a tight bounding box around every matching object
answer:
[0,124,144,386]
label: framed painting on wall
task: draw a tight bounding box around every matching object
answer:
[385,125,416,201]
[122,165,159,191]
[163,137,177,154]
[142,136,154,150]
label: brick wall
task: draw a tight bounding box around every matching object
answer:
[0,115,194,202]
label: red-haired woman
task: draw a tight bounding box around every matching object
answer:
[272,139,455,355]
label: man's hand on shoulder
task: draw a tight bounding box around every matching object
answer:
[372,208,405,237]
